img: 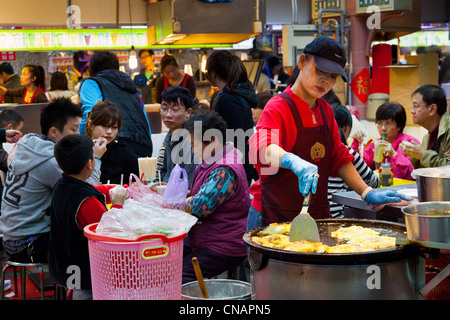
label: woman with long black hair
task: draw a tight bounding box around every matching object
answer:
[206,50,257,185]
[0,65,48,104]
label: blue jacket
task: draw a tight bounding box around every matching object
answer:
[80,69,153,157]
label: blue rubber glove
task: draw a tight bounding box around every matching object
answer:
[280,153,319,197]
[365,189,414,204]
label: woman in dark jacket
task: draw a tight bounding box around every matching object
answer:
[85,100,139,185]
[206,50,257,185]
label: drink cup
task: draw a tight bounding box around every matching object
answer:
[155,185,167,196]
[373,140,385,163]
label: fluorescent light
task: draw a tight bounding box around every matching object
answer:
[120,25,148,29]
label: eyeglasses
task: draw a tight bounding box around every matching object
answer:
[376,121,397,129]
[159,107,183,115]
[411,103,427,112]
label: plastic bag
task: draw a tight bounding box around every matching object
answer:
[95,198,198,239]
[162,164,189,210]
[126,173,168,208]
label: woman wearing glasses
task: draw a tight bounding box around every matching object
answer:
[352,102,420,180]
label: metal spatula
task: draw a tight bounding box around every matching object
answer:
[289,212,320,242]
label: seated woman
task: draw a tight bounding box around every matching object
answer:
[85,100,139,185]
[352,102,421,180]
[46,71,73,100]
[328,105,380,218]
[181,112,250,284]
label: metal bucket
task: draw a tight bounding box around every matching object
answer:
[181,279,251,300]
[402,201,450,243]
[414,166,450,202]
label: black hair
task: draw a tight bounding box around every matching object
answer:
[40,97,83,136]
[267,56,281,73]
[50,71,69,91]
[54,134,94,175]
[412,84,447,116]
[0,108,24,128]
[24,65,46,91]
[160,54,179,73]
[88,51,120,76]
[138,49,155,58]
[322,89,342,107]
[255,92,272,110]
[332,104,352,145]
[375,102,407,133]
[192,102,211,115]
[161,86,194,110]
[182,111,227,145]
[85,100,122,137]
[0,62,14,75]
[206,50,249,94]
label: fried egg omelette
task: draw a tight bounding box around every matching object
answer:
[251,223,396,253]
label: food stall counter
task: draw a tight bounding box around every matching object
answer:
[331,181,417,223]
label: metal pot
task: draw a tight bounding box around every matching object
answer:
[181,279,251,300]
[401,201,450,243]
[415,171,450,202]
[244,219,425,300]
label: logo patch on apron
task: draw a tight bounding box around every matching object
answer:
[310,142,326,162]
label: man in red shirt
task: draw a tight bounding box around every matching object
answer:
[248,37,412,229]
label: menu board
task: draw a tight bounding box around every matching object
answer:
[0,28,149,51]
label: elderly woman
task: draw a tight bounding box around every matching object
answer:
[181,112,250,284]
[352,102,421,180]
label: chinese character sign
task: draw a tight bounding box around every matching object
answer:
[350,68,371,104]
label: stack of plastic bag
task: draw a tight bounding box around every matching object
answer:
[95,171,197,239]
[95,199,197,239]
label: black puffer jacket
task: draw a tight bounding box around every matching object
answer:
[86,69,153,157]
[213,81,257,186]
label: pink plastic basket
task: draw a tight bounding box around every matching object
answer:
[84,223,186,300]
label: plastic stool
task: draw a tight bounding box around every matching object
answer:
[0,261,46,300]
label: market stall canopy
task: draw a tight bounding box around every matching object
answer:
[147,0,263,45]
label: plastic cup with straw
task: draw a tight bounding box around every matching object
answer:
[374,134,385,163]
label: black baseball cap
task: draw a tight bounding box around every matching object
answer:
[303,36,347,82]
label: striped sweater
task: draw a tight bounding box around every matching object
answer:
[328,146,380,218]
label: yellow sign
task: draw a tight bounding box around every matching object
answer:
[311,0,346,20]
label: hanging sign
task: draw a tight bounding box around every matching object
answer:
[0,52,16,61]
[350,68,371,104]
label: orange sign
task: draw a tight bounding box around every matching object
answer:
[350,68,371,104]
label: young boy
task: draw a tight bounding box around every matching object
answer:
[48,134,129,300]
[248,36,412,229]
[157,86,198,186]
[0,98,106,264]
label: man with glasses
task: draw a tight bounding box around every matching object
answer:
[138,49,160,85]
[155,86,199,186]
[402,84,450,168]
[137,50,161,104]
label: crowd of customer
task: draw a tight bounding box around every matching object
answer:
[0,43,448,300]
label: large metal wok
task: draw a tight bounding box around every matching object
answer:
[244,219,425,300]
[244,218,415,266]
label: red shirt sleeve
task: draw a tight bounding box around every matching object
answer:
[76,196,123,229]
